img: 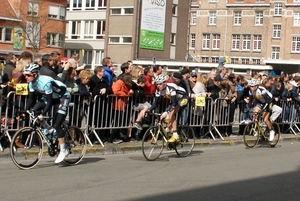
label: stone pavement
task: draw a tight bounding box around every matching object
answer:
[85,133,300,155]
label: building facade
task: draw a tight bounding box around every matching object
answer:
[0,0,67,57]
[189,0,300,74]
[65,0,190,69]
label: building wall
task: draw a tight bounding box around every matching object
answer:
[190,0,300,71]
[0,0,67,56]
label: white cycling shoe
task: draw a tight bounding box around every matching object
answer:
[55,149,69,164]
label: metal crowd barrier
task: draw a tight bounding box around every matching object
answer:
[1,91,300,149]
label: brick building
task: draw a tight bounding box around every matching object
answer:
[189,0,300,74]
[0,0,67,58]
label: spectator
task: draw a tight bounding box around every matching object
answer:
[3,53,17,83]
[190,71,197,88]
[153,65,162,79]
[111,73,134,143]
[58,67,78,95]
[143,66,156,95]
[118,60,133,78]
[131,66,144,81]
[72,53,86,72]
[40,54,70,82]
[89,66,113,143]
[102,57,114,86]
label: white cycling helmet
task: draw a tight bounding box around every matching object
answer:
[23,63,40,74]
[155,74,167,85]
[248,79,258,87]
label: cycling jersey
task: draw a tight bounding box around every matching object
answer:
[150,83,188,112]
[249,86,273,111]
[26,75,70,116]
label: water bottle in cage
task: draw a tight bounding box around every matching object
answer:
[41,121,54,140]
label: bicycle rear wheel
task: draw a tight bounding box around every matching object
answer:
[63,126,87,165]
[175,125,195,157]
[141,126,164,161]
[10,127,43,170]
[268,122,281,147]
[243,122,260,149]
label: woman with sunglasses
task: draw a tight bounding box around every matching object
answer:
[23,63,71,164]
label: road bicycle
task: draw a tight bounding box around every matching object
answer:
[141,113,195,161]
[243,112,280,149]
[10,111,87,170]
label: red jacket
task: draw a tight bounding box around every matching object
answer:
[143,75,156,95]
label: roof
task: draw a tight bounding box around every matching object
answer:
[0,0,20,21]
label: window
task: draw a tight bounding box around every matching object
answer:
[212,34,220,49]
[232,34,240,50]
[294,12,300,26]
[273,24,281,38]
[110,8,134,15]
[123,37,132,43]
[201,57,209,63]
[241,58,249,64]
[253,35,262,51]
[48,5,66,20]
[274,2,282,16]
[255,11,263,25]
[190,33,195,48]
[253,59,260,65]
[71,21,81,39]
[98,0,107,8]
[86,0,95,10]
[73,0,82,10]
[170,33,176,45]
[209,0,218,2]
[191,11,197,25]
[211,57,219,63]
[231,58,239,64]
[291,36,300,52]
[242,35,251,50]
[202,34,210,49]
[172,4,177,16]
[209,11,216,25]
[272,47,280,59]
[109,36,132,44]
[0,27,13,42]
[234,11,241,25]
[96,20,105,39]
[84,21,94,39]
[46,33,64,47]
[26,22,40,47]
[95,50,104,66]
[28,2,39,16]
[124,8,134,14]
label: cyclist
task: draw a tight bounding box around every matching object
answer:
[23,63,71,163]
[149,73,194,143]
[248,79,282,141]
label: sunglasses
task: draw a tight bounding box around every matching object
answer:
[24,74,34,77]
[156,83,162,86]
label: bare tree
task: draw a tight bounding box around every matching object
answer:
[5,0,65,57]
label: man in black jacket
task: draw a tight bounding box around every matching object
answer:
[89,66,113,143]
[39,54,70,82]
[2,53,17,83]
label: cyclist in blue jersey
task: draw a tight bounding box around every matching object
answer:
[23,63,71,163]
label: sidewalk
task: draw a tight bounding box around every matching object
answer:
[85,133,300,155]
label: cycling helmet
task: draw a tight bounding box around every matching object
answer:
[155,74,167,84]
[23,63,40,74]
[248,79,258,87]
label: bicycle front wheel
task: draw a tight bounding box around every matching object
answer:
[243,122,260,149]
[175,125,195,157]
[268,122,281,147]
[141,126,164,161]
[63,126,87,165]
[10,127,44,170]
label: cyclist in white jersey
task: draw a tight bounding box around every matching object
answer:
[149,73,194,143]
[248,79,282,141]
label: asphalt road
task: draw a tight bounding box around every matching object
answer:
[0,141,300,201]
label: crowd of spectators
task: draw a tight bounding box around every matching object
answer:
[1,51,299,144]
